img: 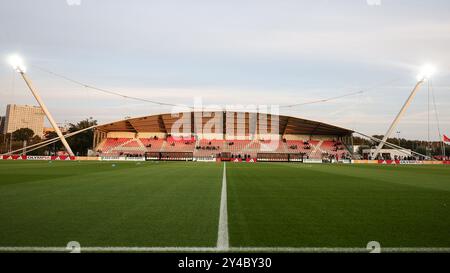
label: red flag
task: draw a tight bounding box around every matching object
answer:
[444,135,450,143]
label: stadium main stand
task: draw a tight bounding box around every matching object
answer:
[93,111,353,161]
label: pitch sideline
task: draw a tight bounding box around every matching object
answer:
[1,246,450,253]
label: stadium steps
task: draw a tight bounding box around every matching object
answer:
[111,138,147,155]
[160,140,168,152]
[102,138,132,154]
[95,138,107,152]
[308,140,323,159]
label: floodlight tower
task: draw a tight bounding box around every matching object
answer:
[8,55,75,156]
[371,65,436,159]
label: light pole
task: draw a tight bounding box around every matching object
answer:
[372,64,436,160]
[8,55,74,156]
[9,133,12,153]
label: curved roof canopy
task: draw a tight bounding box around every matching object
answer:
[96,111,353,136]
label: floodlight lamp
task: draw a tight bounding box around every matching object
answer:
[417,64,436,81]
[8,54,26,73]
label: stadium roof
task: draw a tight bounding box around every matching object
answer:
[95,112,353,136]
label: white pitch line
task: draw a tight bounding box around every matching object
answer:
[0,246,216,253]
[1,246,450,253]
[217,162,229,250]
[229,247,450,253]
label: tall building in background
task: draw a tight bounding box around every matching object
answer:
[3,104,45,137]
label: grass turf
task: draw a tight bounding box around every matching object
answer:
[227,163,450,248]
[0,161,449,249]
[0,161,222,247]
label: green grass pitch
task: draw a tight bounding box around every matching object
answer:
[0,161,449,249]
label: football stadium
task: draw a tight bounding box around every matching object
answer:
[1,107,450,253]
[1,1,450,258]
[92,111,353,162]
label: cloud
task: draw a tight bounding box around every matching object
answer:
[1,0,450,139]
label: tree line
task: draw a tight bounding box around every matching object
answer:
[352,135,449,157]
[0,118,97,156]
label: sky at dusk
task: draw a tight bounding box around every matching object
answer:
[1,0,450,140]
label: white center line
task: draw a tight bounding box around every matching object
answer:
[217,162,229,250]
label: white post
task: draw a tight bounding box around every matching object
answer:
[18,71,75,156]
[372,80,425,159]
[9,133,12,153]
[443,141,446,158]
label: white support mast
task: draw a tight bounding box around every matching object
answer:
[371,80,424,159]
[8,55,75,156]
[371,65,436,159]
